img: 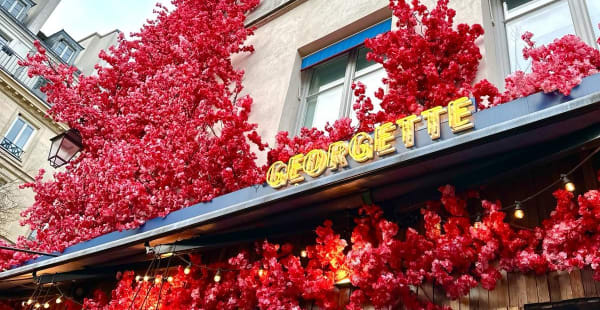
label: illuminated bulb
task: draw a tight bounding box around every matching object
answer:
[56,296,62,304]
[167,276,174,283]
[514,203,525,219]
[21,301,25,307]
[43,302,50,308]
[27,299,33,305]
[213,270,221,283]
[154,277,161,284]
[143,275,150,282]
[135,275,141,282]
[34,302,40,308]
[258,268,266,277]
[473,215,482,229]
[562,175,575,192]
[300,249,307,258]
[184,265,191,275]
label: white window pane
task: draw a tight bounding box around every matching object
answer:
[304,84,343,130]
[586,0,600,40]
[1,0,14,10]
[350,67,386,126]
[13,124,33,148]
[5,118,24,142]
[54,41,66,55]
[9,1,23,18]
[61,46,74,62]
[505,0,574,72]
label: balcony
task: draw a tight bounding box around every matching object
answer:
[0,137,24,160]
[0,44,47,102]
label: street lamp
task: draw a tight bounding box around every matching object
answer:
[48,128,83,168]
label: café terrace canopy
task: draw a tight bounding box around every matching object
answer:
[1,74,600,297]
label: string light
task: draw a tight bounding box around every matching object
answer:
[26,299,33,305]
[167,276,174,283]
[300,249,307,258]
[135,275,141,282]
[474,214,482,229]
[562,174,575,192]
[513,202,525,219]
[143,275,150,282]
[184,264,191,275]
[55,296,62,304]
[43,302,50,309]
[258,268,266,278]
[34,302,40,308]
[155,277,161,284]
[21,301,25,307]
[213,269,221,283]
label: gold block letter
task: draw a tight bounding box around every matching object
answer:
[328,141,349,171]
[287,154,305,184]
[421,106,447,140]
[349,132,374,163]
[448,97,474,133]
[303,149,328,178]
[374,122,397,156]
[396,115,421,148]
[266,161,288,188]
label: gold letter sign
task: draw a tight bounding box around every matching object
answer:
[266,97,475,188]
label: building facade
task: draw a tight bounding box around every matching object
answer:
[1,0,600,309]
[0,0,116,242]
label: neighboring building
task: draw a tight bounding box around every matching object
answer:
[1,0,600,308]
[75,30,120,76]
[0,0,115,242]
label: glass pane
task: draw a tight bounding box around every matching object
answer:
[1,0,14,10]
[5,118,24,142]
[350,67,386,126]
[61,47,74,62]
[586,0,600,40]
[504,0,534,11]
[57,138,79,162]
[355,46,379,72]
[54,41,66,56]
[505,0,574,72]
[9,1,23,18]
[304,84,343,130]
[308,54,347,95]
[13,124,33,148]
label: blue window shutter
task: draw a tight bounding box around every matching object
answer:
[301,19,392,70]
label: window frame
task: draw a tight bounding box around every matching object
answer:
[489,0,599,78]
[54,40,75,63]
[0,0,27,20]
[297,46,385,134]
[1,115,35,160]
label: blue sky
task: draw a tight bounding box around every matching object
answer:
[41,0,172,41]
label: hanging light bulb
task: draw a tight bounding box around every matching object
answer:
[474,214,482,229]
[34,302,40,308]
[300,249,307,258]
[143,275,150,282]
[258,268,266,278]
[21,301,25,307]
[213,269,221,283]
[43,302,50,309]
[562,174,575,192]
[55,296,62,304]
[167,276,174,283]
[26,299,33,305]
[154,277,161,284]
[184,264,191,275]
[135,275,141,282]
[514,202,525,219]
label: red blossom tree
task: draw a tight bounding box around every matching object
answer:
[0,0,267,270]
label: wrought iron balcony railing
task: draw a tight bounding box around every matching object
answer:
[0,137,24,160]
[0,43,47,102]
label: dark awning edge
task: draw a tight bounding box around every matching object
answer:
[1,74,600,281]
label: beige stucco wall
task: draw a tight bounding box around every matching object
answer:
[234,0,492,164]
[75,30,120,76]
[0,72,64,242]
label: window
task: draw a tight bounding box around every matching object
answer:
[54,40,75,63]
[0,0,26,19]
[493,0,599,73]
[1,116,34,160]
[301,46,385,131]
